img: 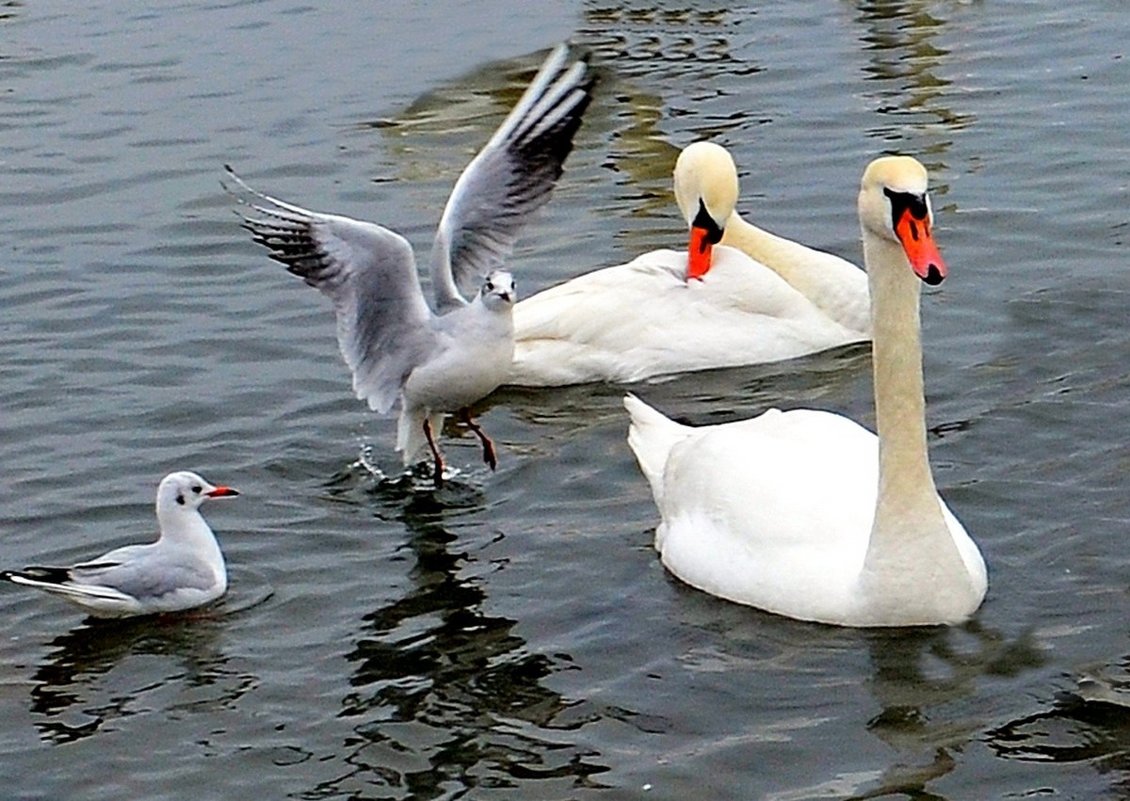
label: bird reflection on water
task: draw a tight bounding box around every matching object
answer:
[310,467,612,798]
[26,613,252,746]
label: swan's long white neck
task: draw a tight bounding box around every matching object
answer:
[859,230,966,594]
[721,212,821,296]
[866,234,936,504]
[720,211,864,332]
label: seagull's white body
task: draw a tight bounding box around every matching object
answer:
[625,157,988,627]
[509,142,870,386]
[230,45,593,482]
[397,296,515,459]
[2,471,239,618]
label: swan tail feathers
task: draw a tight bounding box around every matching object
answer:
[624,394,690,507]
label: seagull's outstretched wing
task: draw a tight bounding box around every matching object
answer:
[227,168,438,414]
[431,43,596,311]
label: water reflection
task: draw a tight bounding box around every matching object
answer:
[579,1,753,83]
[368,43,686,263]
[853,1,972,147]
[986,657,1130,798]
[754,622,1044,800]
[26,613,253,745]
[576,2,763,254]
[315,479,610,799]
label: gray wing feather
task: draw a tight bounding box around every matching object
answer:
[226,168,438,414]
[70,549,215,599]
[6,547,213,602]
[431,43,595,311]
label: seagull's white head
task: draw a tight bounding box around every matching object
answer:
[156,471,240,516]
[480,270,516,311]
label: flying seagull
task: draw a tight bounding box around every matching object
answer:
[228,44,594,486]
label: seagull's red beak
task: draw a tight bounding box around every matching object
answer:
[206,485,240,498]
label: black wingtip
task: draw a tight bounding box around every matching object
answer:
[4,565,72,584]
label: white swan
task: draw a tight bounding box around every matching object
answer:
[508,142,870,386]
[624,156,987,627]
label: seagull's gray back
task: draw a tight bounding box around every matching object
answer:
[71,541,220,601]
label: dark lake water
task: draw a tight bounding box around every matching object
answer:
[2,1,1129,799]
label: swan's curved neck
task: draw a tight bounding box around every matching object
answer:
[861,232,959,575]
[719,211,861,332]
[866,235,935,498]
[720,212,814,289]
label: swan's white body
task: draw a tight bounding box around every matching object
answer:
[511,246,862,385]
[625,156,988,627]
[509,142,870,386]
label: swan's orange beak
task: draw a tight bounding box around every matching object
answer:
[687,224,714,281]
[894,207,946,286]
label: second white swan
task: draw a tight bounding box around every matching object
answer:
[509,142,870,386]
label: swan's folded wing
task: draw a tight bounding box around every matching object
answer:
[430,44,595,310]
[228,169,438,414]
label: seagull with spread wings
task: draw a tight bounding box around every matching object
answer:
[228,45,594,486]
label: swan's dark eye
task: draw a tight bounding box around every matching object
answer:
[192,485,202,494]
[176,494,186,506]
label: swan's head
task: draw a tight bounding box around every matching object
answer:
[858,156,946,286]
[480,270,516,311]
[673,142,739,281]
[156,471,239,517]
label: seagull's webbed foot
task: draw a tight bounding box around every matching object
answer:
[459,409,497,471]
[423,418,445,488]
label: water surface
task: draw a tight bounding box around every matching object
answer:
[2,1,1129,799]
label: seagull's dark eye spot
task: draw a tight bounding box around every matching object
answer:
[192,485,202,494]
[176,494,186,506]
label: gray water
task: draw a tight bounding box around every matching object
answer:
[1,1,1129,799]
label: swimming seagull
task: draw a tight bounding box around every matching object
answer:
[226,44,594,486]
[1,471,240,619]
